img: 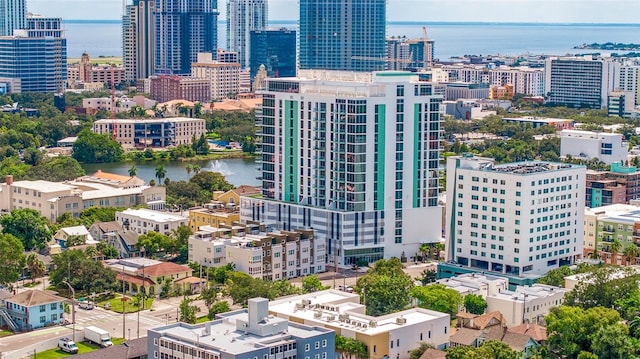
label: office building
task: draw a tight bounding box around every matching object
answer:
[116,208,188,236]
[560,129,627,164]
[584,204,640,265]
[269,290,450,355]
[155,0,218,75]
[445,155,585,276]
[545,56,620,109]
[149,75,211,103]
[227,0,267,69]
[299,0,386,72]
[148,298,335,359]
[585,163,640,208]
[25,14,63,38]
[0,31,66,93]
[191,52,242,100]
[0,0,25,36]
[92,117,206,149]
[607,91,637,118]
[485,284,568,327]
[620,61,640,106]
[241,70,443,265]
[249,28,296,80]
[123,0,155,81]
[189,224,324,280]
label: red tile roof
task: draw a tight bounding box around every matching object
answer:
[139,262,192,277]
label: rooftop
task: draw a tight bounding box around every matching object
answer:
[9,180,76,193]
[489,161,579,175]
[6,290,65,306]
[118,208,188,223]
[94,117,204,124]
[503,116,573,123]
[560,129,622,138]
[487,284,568,302]
[74,338,147,359]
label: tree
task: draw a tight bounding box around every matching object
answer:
[155,164,167,185]
[355,258,414,316]
[200,285,219,310]
[26,252,46,283]
[590,324,636,359]
[190,171,234,192]
[128,165,137,177]
[565,265,640,310]
[72,129,123,163]
[464,294,487,315]
[445,346,477,359]
[96,242,119,259]
[49,249,117,293]
[474,341,519,359]
[302,275,329,293]
[624,244,638,264]
[576,352,599,359]
[335,335,368,359]
[419,243,430,262]
[185,164,193,179]
[25,156,86,182]
[65,234,86,247]
[0,208,52,251]
[179,297,200,324]
[0,233,26,286]
[411,284,462,316]
[537,265,575,287]
[417,269,437,285]
[193,165,201,175]
[137,231,176,257]
[207,301,231,320]
[408,342,435,359]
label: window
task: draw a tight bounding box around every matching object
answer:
[40,305,46,312]
[322,340,327,348]
[305,344,310,352]
[40,315,46,323]
[315,341,320,349]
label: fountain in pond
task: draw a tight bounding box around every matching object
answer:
[209,160,233,176]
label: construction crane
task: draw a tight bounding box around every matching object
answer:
[422,26,433,69]
[110,65,117,140]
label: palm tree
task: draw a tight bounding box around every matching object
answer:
[185,164,193,179]
[26,253,45,283]
[610,239,623,263]
[624,244,638,265]
[155,164,167,185]
[128,165,137,177]
[630,316,640,338]
[419,243,430,262]
[193,165,201,175]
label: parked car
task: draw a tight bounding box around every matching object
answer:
[58,338,78,354]
[78,301,94,310]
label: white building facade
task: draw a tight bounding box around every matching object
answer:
[485,284,568,327]
[191,52,242,100]
[445,155,585,276]
[560,129,627,164]
[116,208,188,235]
[241,70,443,266]
[226,0,267,69]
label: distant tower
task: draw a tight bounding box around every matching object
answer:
[79,52,92,83]
[252,64,267,91]
[123,0,156,81]
[227,0,267,69]
[299,0,386,71]
[154,0,219,75]
[0,0,26,36]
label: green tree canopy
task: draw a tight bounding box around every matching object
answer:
[0,233,26,286]
[302,274,329,293]
[25,156,86,182]
[207,301,231,320]
[590,323,636,359]
[410,284,462,316]
[26,252,46,283]
[190,171,234,192]
[72,129,123,163]
[355,258,414,316]
[0,208,52,251]
[49,249,117,294]
[565,265,640,310]
[463,294,487,315]
[179,297,200,324]
[137,231,176,256]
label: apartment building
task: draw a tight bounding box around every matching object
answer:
[485,284,568,327]
[149,75,211,103]
[585,162,640,208]
[92,117,206,149]
[560,129,627,164]
[0,175,165,222]
[441,64,545,96]
[583,204,640,265]
[191,52,242,100]
[445,155,585,276]
[116,208,188,236]
[619,61,640,106]
[148,298,335,359]
[241,70,443,266]
[122,0,155,81]
[269,290,451,357]
[189,223,325,280]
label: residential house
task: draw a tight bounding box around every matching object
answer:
[89,221,142,258]
[0,290,66,332]
[103,258,200,296]
[52,225,96,250]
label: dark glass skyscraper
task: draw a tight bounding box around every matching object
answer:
[299,0,386,72]
[249,28,296,80]
[155,0,218,75]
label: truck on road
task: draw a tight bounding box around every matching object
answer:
[84,326,113,347]
[58,338,79,354]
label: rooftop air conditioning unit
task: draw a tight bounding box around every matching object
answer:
[396,317,407,325]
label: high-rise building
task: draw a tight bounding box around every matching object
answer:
[241,70,443,265]
[25,14,63,38]
[155,0,218,75]
[0,0,25,36]
[249,28,296,80]
[227,0,267,69]
[445,155,585,276]
[620,61,640,106]
[299,0,386,72]
[191,52,242,100]
[386,37,435,71]
[544,56,620,109]
[123,0,155,81]
[0,31,67,92]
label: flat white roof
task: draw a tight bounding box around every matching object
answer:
[487,284,568,302]
[11,180,76,193]
[94,117,204,124]
[118,208,188,223]
[561,129,621,138]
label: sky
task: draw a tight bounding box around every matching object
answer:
[26,0,640,23]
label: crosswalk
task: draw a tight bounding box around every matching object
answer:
[74,312,164,329]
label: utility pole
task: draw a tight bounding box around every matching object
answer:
[62,281,76,343]
[122,264,126,340]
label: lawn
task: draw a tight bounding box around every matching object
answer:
[36,338,125,358]
[96,295,154,314]
[67,56,122,65]
[0,329,12,337]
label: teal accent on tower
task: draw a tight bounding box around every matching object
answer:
[375,104,386,211]
[413,104,421,208]
[284,100,299,203]
[591,188,603,207]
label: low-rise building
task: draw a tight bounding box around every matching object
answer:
[443,99,496,120]
[485,284,568,327]
[116,208,188,236]
[268,290,451,356]
[103,258,198,296]
[52,225,97,250]
[585,163,640,208]
[434,273,509,298]
[502,116,574,130]
[189,223,325,280]
[583,204,640,264]
[0,174,165,222]
[89,221,141,258]
[92,117,206,149]
[149,75,210,103]
[560,130,627,164]
[148,298,335,359]
[1,290,66,332]
[188,206,240,232]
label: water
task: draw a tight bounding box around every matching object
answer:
[63,19,640,59]
[81,158,260,187]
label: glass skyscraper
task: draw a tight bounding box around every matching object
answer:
[249,28,296,80]
[299,0,386,72]
[227,0,267,69]
[0,0,25,36]
[154,0,218,75]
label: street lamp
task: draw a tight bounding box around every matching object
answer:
[61,280,76,342]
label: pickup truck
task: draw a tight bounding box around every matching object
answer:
[58,338,79,354]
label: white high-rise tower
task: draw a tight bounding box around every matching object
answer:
[226,0,267,69]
